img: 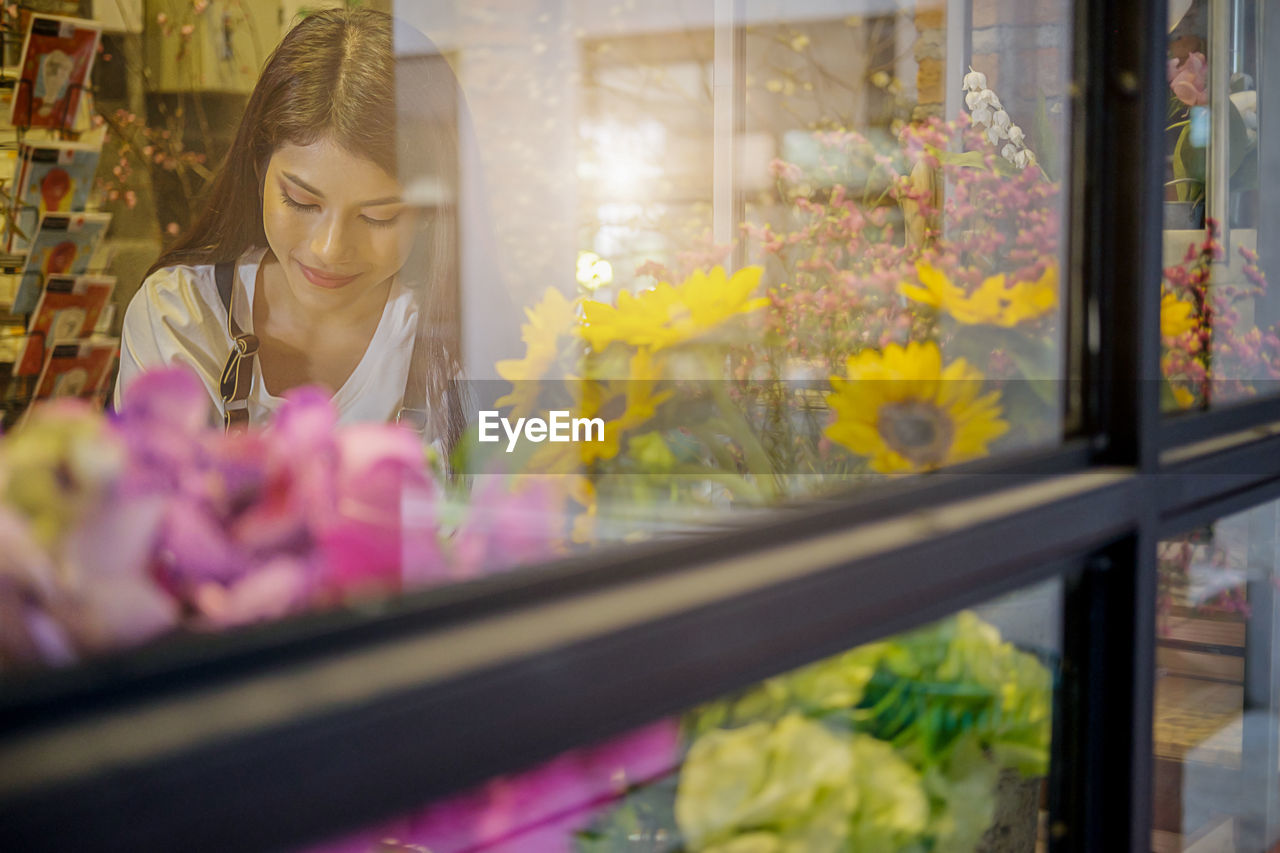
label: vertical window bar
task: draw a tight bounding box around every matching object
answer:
[712,0,745,264]
[943,0,972,124]
[1256,0,1280,329]
[1072,0,1165,846]
[1240,502,1280,849]
[1208,0,1233,254]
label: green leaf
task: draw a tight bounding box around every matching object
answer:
[1172,125,1205,202]
[926,145,989,169]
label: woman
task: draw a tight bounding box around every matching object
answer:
[115,9,466,451]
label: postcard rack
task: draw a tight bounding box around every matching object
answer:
[0,11,113,427]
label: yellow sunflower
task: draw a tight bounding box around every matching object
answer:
[579,265,768,352]
[495,287,580,415]
[1161,291,1197,338]
[1001,263,1058,325]
[527,350,673,473]
[901,262,1058,327]
[825,340,1009,473]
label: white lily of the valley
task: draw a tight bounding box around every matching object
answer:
[963,69,988,91]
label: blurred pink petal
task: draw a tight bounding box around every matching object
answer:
[159,498,247,585]
[451,477,563,578]
[118,365,211,435]
[192,557,313,628]
[61,496,177,652]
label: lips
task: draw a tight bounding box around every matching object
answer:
[296,260,360,289]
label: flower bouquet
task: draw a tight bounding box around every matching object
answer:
[568,610,1053,853]
[1165,51,1258,212]
[0,367,562,670]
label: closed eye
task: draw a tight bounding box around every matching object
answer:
[280,192,318,212]
[360,213,401,228]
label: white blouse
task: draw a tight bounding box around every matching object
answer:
[115,247,420,425]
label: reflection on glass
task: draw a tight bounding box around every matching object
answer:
[457,0,1074,546]
[309,580,1061,852]
[0,1,1076,670]
[1161,0,1276,412]
[1155,503,1280,851]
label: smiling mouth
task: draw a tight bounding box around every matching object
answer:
[296,260,360,288]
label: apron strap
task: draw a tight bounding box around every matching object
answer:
[215,261,258,431]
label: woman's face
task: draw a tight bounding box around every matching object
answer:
[261,138,418,304]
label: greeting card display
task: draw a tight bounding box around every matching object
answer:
[33,338,117,403]
[12,212,111,314]
[7,140,102,253]
[15,275,115,375]
[9,14,102,130]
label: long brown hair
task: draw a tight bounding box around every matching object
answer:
[149,8,467,453]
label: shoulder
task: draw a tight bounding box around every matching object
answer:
[120,261,232,366]
[130,263,221,316]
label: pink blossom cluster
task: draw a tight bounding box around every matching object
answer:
[96,108,209,211]
[1157,531,1250,635]
[739,114,1061,377]
[1161,221,1280,407]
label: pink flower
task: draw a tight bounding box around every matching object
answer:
[304,720,679,853]
[1169,52,1208,106]
[449,476,563,580]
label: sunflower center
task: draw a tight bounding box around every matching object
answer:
[877,400,955,467]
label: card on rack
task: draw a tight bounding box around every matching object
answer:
[32,337,117,404]
[7,139,103,253]
[12,212,111,314]
[14,274,115,375]
[9,14,102,130]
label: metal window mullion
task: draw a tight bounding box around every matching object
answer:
[1238,499,1280,851]
[1074,0,1167,846]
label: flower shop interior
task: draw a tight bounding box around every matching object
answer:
[1,0,1280,851]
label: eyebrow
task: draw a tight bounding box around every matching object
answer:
[281,172,403,207]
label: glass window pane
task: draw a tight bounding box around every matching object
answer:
[1154,502,1280,850]
[1162,0,1277,413]
[422,0,1076,548]
[0,1,1075,673]
[303,579,1064,852]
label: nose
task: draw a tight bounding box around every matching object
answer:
[309,211,351,266]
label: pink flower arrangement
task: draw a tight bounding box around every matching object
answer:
[1161,221,1279,409]
[0,366,564,669]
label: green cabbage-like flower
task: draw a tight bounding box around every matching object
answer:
[676,714,927,853]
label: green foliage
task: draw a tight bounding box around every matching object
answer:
[586,611,1053,851]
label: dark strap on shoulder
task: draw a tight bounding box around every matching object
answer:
[215,261,258,431]
[215,260,234,317]
[215,261,430,435]
[396,319,430,433]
